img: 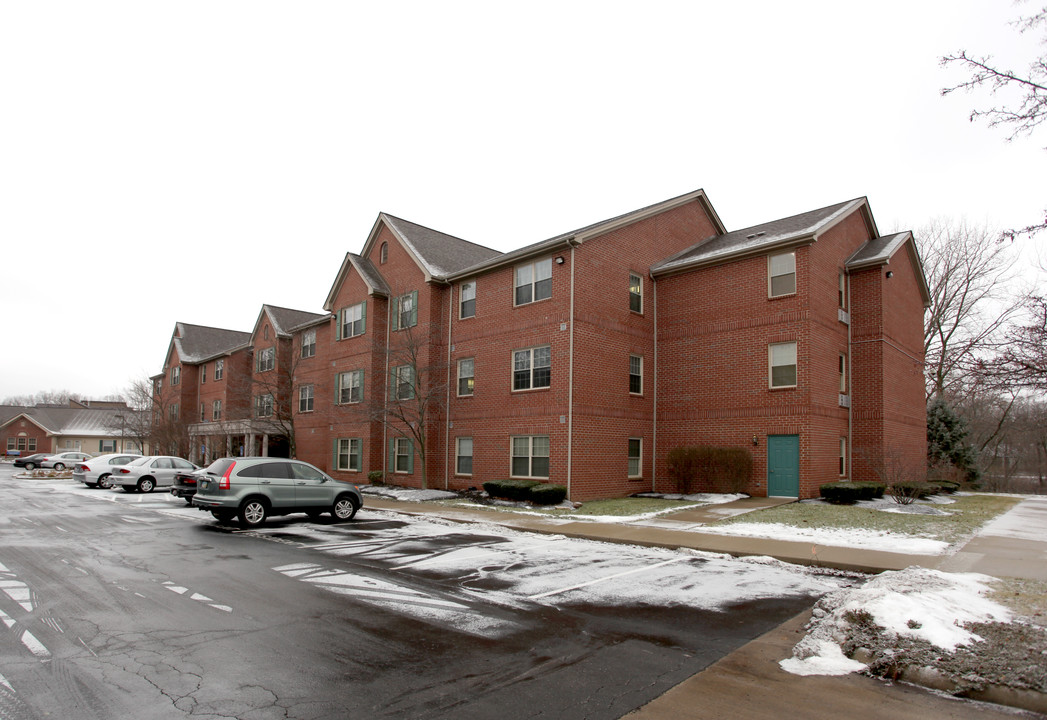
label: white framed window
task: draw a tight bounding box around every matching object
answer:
[256,347,275,372]
[6,438,15,451]
[101,439,116,453]
[201,364,207,383]
[212,399,222,421]
[838,272,846,308]
[299,384,314,413]
[839,354,847,393]
[255,394,273,418]
[301,329,316,358]
[768,252,796,297]
[264,325,269,340]
[511,435,549,478]
[170,404,179,421]
[629,355,643,395]
[336,438,361,472]
[200,402,205,422]
[839,437,848,477]
[393,365,415,400]
[514,258,552,305]
[336,370,363,405]
[393,437,413,473]
[460,281,476,319]
[513,346,551,391]
[338,302,366,339]
[457,358,474,396]
[215,359,224,380]
[171,366,181,385]
[628,438,642,478]
[391,292,418,331]
[380,242,388,264]
[629,273,643,313]
[456,437,473,475]
[769,342,797,388]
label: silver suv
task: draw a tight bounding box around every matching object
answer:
[192,457,363,529]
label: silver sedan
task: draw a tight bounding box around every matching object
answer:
[72,454,143,488]
[110,456,199,493]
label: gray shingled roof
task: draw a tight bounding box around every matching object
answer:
[0,406,147,439]
[264,305,328,336]
[348,254,390,296]
[651,199,866,276]
[382,214,503,278]
[174,323,252,364]
[847,231,911,269]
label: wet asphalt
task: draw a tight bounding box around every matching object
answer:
[0,464,832,720]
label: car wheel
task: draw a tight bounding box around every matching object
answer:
[122,486,136,493]
[137,478,155,493]
[331,495,359,522]
[24,462,35,471]
[98,474,112,489]
[53,463,65,471]
[238,499,268,529]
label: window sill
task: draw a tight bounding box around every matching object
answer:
[768,385,797,391]
[767,292,797,301]
[513,296,553,309]
[512,386,551,393]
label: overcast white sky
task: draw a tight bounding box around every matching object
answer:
[1,1,1043,401]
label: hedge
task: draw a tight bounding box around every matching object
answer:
[483,479,567,505]
[529,484,567,505]
[819,481,886,504]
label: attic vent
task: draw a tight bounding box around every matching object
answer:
[745,231,766,240]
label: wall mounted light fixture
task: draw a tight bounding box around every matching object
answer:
[555,256,565,265]
[885,271,894,279]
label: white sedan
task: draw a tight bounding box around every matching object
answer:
[110,456,199,493]
[39,452,92,470]
[72,453,143,488]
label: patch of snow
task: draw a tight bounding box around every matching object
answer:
[361,486,457,502]
[695,522,949,555]
[635,492,746,504]
[781,567,1012,676]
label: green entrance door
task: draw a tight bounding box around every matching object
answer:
[767,435,800,497]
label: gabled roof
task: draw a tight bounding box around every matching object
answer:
[171,322,252,364]
[847,231,932,306]
[256,305,328,339]
[652,198,870,277]
[323,253,392,311]
[0,406,146,439]
[447,188,725,281]
[380,214,503,279]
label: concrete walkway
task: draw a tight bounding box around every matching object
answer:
[363,491,1047,718]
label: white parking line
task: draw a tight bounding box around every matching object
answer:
[527,556,691,600]
[20,630,50,658]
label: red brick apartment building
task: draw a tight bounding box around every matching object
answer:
[155,188,929,501]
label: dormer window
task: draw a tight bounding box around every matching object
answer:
[380,242,388,264]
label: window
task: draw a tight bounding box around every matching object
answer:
[839,354,847,393]
[392,292,417,330]
[6,439,14,451]
[839,437,848,477]
[301,329,316,358]
[629,273,643,313]
[628,438,642,478]
[156,377,162,393]
[27,438,36,451]
[170,404,179,421]
[336,438,361,472]
[456,437,473,475]
[380,242,388,264]
[394,365,415,400]
[299,385,314,413]
[256,347,275,372]
[768,252,796,297]
[629,355,643,395]
[769,342,797,388]
[338,302,366,339]
[457,358,474,396]
[212,400,222,421]
[511,435,549,478]
[838,272,846,308]
[513,346,551,390]
[201,364,207,383]
[215,359,224,380]
[171,366,180,385]
[200,403,205,422]
[101,439,116,453]
[264,326,269,340]
[255,394,274,418]
[514,258,552,305]
[336,370,363,404]
[460,281,476,319]
[393,437,413,473]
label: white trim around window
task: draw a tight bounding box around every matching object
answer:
[336,437,362,472]
[459,281,476,319]
[629,273,643,314]
[510,435,549,478]
[769,341,797,388]
[301,329,317,358]
[336,370,363,405]
[457,358,474,396]
[768,251,796,298]
[514,258,552,306]
[299,384,314,413]
[456,437,473,476]
[512,346,551,391]
[629,355,643,395]
[628,437,642,478]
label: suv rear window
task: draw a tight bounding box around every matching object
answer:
[206,458,236,476]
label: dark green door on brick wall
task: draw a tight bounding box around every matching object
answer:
[767,435,800,497]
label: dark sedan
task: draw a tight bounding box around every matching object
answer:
[13,453,50,470]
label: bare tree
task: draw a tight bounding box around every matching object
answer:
[367,312,448,490]
[1000,293,1047,390]
[921,218,1020,400]
[1,389,80,406]
[940,6,1047,239]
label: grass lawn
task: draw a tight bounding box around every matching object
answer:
[435,496,709,518]
[713,493,1021,544]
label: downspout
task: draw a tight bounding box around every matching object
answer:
[383,298,391,479]
[652,275,658,493]
[445,287,453,490]
[847,274,853,480]
[566,244,577,500]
